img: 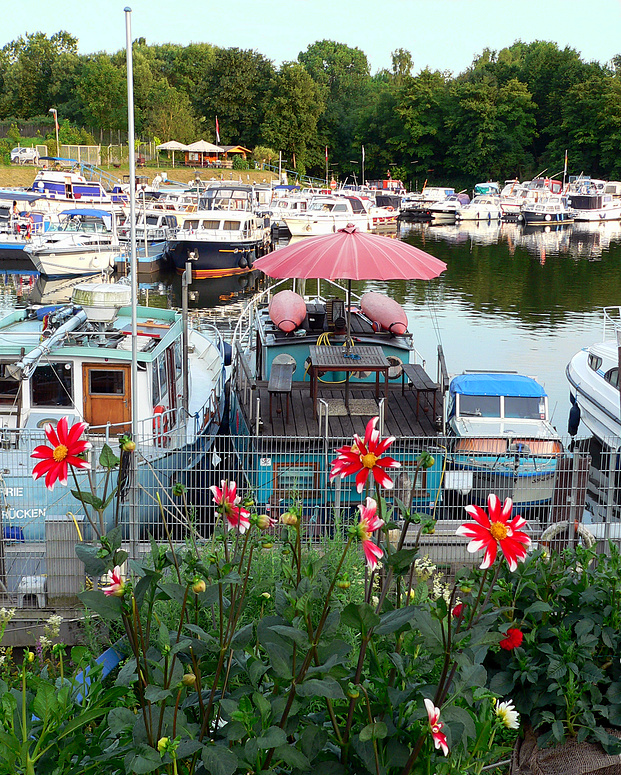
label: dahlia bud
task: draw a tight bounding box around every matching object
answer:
[157,737,168,754]
[182,672,197,687]
[192,579,206,594]
[281,511,298,527]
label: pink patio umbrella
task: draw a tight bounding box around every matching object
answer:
[253,224,447,345]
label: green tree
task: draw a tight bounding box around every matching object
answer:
[0,31,78,118]
[77,54,127,135]
[260,62,324,175]
[144,81,199,143]
[197,47,274,147]
[298,40,370,174]
[444,73,536,180]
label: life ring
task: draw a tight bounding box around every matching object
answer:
[387,355,403,379]
[539,521,596,550]
[385,206,394,212]
[153,405,169,446]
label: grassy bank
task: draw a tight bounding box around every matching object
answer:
[0,164,279,188]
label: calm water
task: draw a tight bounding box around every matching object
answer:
[3,217,621,434]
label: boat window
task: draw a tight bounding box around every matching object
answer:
[0,364,19,404]
[158,355,168,399]
[89,369,124,395]
[31,363,73,407]
[152,362,160,405]
[174,339,183,380]
[605,368,619,389]
[145,216,159,225]
[504,396,546,419]
[588,353,602,371]
[201,220,220,230]
[273,461,320,499]
[223,221,241,230]
[458,395,500,417]
[185,220,199,230]
[333,203,348,213]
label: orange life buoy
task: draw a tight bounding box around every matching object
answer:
[153,405,169,446]
[385,206,394,211]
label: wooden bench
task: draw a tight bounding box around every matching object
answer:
[268,362,293,423]
[401,363,439,419]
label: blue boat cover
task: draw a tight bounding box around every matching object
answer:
[60,209,111,218]
[450,373,547,398]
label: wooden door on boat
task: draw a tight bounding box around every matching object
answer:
[82,363,131,433]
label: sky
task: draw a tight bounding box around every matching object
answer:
[4,0,621,76]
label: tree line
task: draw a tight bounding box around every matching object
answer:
[2,31,621,187]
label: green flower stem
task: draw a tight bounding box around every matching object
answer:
[360,683,381,775]
[122,605,154,747]
[70,466,101,539]
[156,493,183,584]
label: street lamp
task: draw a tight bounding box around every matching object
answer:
[48,108,59,158]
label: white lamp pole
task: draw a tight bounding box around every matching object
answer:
[48,108,59,157]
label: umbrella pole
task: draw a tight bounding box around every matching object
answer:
[345,280,352,411]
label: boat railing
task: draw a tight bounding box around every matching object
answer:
[602,307,621,340]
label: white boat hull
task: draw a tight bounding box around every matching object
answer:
[27,247,117,276]
[283,213,369,236]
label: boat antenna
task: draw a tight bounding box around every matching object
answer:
[533,167,548,180]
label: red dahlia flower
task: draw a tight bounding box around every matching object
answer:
[330,416,400,493]
[456,494,530,572]
[351,497,385,570]
[102,566,125,597]
[424,698,449,756]
[500,627,524,650]
[31,417,91,491]
[210,480,251,533]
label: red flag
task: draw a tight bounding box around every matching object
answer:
[54,116,59,132]
[215,116,220,144]
[325,146,328,162]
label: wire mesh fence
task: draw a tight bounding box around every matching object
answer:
[1,429,620,612]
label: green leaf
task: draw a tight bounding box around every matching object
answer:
[524,600,552,616]
[70,489,104,510]
[231,623,254,649]
[78,590,123,620]
[33,682,57,721]
[75,543,108,577]
[274,743,311,769]
[123,746,162,774]
[256,725,287,749]
[296,677,345,699]
[341,602,380,635]
[359,722,387,742]
[202,745,239,775]
[551,720,565,742]
[301,724,328,763]
[144,686,173,702]
[489,670,515,695]
[267,644,293,680]
[270,624,310,647]
[159,582,189,605]
[376,605,419,634]
[384,547,419,573]
[115,658,138,687]
[107,707,136,735]
[99,443,120,469]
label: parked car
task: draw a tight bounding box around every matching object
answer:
[11,147,39,165]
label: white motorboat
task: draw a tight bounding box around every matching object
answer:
[521,195,574,226]
[428,193,471,222]
[283,195,370,236]
[455,195,501,221]
[0,281,228,542]
[567,179,621,222]
[24,209,120,276]
[446,371,564,511]
[566,307,621,446]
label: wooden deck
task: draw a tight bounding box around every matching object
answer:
[244,376,441,439]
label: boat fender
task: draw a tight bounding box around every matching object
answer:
[153,405,169,446]
[545,214,552,221]
[568,402,581,436]
[238,256,248,269]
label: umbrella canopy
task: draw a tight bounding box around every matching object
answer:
[156,141,189,151]
[186,140,225,153]
[253,224,447,281]
[254,225,447,351]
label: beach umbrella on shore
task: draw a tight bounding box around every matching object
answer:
[253,224,447,345]
[156,141,189,167]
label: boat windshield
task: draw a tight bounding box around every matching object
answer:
[458,394,545,419]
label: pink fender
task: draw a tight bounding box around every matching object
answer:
[269,290,307,333]
[360,291,408,335]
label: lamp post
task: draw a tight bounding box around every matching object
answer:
[48,108,59,157]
